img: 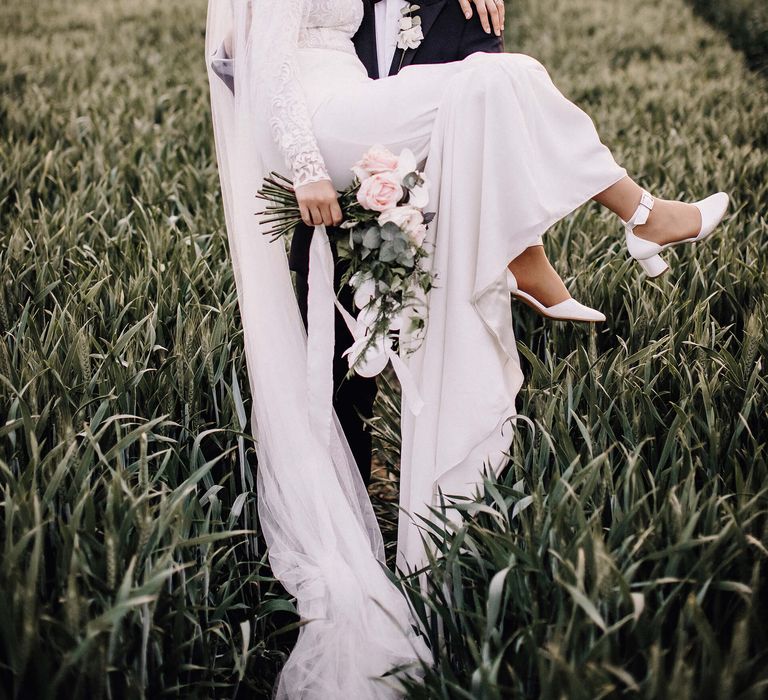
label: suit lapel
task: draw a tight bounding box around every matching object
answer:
[353,0,380,79]
[389,0,448,75]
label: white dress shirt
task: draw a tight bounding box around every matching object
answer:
[374,0,409,78]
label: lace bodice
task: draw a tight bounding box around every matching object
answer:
[299,0,363,53]
[258,0,364,187]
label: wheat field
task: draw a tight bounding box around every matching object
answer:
[1,0,766,698]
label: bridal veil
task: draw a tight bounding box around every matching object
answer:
[204,2,429,697]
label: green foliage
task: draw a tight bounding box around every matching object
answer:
[0,1,296,697]
[1,0,766,698]
[688,0,768,73]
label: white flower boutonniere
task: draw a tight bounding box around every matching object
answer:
[397,4,424,58]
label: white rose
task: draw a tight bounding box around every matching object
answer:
[397,25,424,51]
[352,274,377,310]
[355,302,381,332]
[408,180,429,209]
[409,222,428,247]
[344,334,390,378]
[396,148,418,182]
[344,306,391,378]
[399,16,413,30]
[378,205,425,247]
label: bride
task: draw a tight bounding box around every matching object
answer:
[205,0,729,697]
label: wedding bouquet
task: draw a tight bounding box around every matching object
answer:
[257,145,436,375]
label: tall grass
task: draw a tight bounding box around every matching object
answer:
[1,2,296,696]
[1,0,767,698]
[688,0,768,73]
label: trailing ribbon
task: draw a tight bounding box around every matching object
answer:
[307,225,336,449]
[306,226,424,447]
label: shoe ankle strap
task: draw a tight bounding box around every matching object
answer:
[625,190,655,229]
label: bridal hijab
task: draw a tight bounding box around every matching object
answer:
[205,1,430,697]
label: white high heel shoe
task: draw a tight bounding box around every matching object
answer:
[506,270,606,323]
[623,190,730,278]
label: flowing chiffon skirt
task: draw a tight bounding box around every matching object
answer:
[295,49,627,571]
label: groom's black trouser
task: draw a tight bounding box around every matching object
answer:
[292,225,379,486]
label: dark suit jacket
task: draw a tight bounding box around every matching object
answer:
[288,0,504,275]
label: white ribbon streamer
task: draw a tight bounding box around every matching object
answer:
[307,225,336,448]
[386,348,425,415]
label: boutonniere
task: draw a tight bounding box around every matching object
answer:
[397,4,424,67]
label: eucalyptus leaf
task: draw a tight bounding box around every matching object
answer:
[362,226,382,249]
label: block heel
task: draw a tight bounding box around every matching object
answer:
[637,254,669,278]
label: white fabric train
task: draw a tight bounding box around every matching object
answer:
[206,3,431,698]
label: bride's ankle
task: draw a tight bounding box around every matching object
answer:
[632,199,702,245]
[508,247,571,307]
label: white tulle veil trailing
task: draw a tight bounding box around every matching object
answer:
[205,1,430,697]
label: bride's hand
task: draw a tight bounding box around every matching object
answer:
[295,179,343,228]
[458,0,505,36]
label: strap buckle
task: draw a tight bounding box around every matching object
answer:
[627,191,655,229]
[639,191,655,212]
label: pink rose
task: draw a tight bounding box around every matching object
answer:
[378,206,426,246]
[352,145,400,182]
[357,172,404,212]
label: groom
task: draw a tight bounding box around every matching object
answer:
[290,0,505,485]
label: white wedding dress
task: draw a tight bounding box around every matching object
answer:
[252,0,627,569]
[206,0,627,696]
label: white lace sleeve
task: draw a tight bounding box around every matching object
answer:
[252,0,331,188]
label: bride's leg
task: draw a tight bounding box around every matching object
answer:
[508,174,707,306]
[313,54,720,312]
[592,175,703,245]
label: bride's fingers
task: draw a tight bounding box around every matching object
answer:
[295,179,340,227]
[309,206,324,226]
[330,200,343,227]
[299,204,312,227]
[319,202,338,227]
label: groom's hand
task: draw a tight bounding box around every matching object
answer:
[296,179,343,228]
[458,0,505,37]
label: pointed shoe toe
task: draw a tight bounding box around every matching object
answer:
[545,298,607,323]
[693,192,730,241]
[507,271,606,323]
